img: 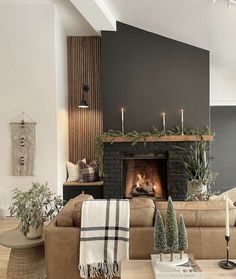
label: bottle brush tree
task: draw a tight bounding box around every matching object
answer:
[154,210,167,261]
[166,196,178,261]
[178,214,188,259]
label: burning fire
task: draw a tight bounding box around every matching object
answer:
[125,159,164,198]
[134,173,155,195]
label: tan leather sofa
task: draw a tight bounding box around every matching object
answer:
[45,196,236,279]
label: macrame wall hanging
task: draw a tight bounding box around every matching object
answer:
[10,112,36,176]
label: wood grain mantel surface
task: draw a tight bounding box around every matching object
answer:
[102,135,214,143]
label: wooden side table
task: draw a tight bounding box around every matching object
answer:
[0,228,46,279]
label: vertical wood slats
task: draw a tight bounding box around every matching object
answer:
[68,37,102,163]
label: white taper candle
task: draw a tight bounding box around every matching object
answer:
[121,108,124,121]
[121,108,124,134]
[181,109,184,123]
[226,194,230,237]
[162,113,166,129]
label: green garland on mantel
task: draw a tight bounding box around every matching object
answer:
[95,126,214,177]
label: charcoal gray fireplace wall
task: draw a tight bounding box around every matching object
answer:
[102,22,210,132]
[103,141,196,200]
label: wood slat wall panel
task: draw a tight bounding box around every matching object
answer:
[68,37,102,163]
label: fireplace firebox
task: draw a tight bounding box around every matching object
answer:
[122,154,167,200]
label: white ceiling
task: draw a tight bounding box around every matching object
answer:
[102,0,236,77]
[54,0,97,36]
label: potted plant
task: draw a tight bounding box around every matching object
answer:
[183,141,217,200]
[9,182,62,239]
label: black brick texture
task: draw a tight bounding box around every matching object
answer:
[103,142,209,201]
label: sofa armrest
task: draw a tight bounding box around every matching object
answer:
[44,220,81,279]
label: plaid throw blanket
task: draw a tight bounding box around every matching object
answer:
[79,200,130,278]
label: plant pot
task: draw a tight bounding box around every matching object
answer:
[187,179,207,199]
[26,223,43,239]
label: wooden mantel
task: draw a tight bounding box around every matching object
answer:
[102,135,214,143]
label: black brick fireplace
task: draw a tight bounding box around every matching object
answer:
[103,140,197,200]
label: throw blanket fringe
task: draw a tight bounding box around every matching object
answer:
[79,261,119,279]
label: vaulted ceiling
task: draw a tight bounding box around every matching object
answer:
[55,0,236,82]
[102,0,236,77]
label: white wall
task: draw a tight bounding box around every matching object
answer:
[55,7,68,197]
[210,67,236,106]
[0,0,68,215]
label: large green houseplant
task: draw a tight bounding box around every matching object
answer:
[9,182,62,239]
[183,141,217,200]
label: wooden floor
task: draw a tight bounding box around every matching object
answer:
[0,218,18,279]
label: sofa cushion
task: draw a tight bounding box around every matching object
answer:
[130,198,155,227]
[56,193,93,227]
[210,187,236,205]
[156,200,236,227]
[73,197,155,228]
[209,194,235,207]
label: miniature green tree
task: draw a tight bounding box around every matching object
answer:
[166,196,178,261]
[154,210,167,261]
[178,214,188,259]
